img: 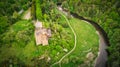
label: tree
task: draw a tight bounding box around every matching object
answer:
[0,16,8,34]
[31,0,36,20]
[36,0,42,20]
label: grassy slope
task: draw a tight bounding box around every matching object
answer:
[61,18,99,67]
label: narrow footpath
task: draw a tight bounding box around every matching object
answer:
[51,7,77,67]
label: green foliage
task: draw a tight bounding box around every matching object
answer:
[63,0,120,66]
[35,0,59,21]
[31,0,36,20]
[0,20,34,65]
[1,0,119,66]
[2,31,16,45]
[0,16,8,33]
[108,29,120,67]
[0,12,74,66]
[15,30,31,46]
[12,11,19,19]
[36,0,42,20]
[61,18,99,66]
[43,14,49,21]
[0,0,32,35]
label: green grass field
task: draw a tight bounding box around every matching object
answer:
[60,17,99,67]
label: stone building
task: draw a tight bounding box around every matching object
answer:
[35,20,51,46]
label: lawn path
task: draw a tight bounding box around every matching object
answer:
[50,9,77,67]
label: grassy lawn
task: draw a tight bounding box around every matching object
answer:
[61,18,99,67]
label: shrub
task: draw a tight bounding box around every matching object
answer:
[0,16,8,34]
[36,0,42,20]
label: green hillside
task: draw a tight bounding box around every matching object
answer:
[0,0,120,67]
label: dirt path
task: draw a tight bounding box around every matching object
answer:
[52,6,108,67]
[51,7,77,67]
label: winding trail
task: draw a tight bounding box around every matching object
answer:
[51,6,109,67]
[50,8,77,67]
